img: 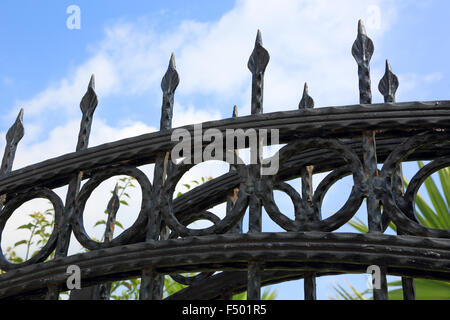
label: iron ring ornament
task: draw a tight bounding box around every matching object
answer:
[71,166,152,250]
[379,131,450,239]
[259,138,365,232]
[162,150,249,237]
[0,188,63,271]
[168,210,220,285]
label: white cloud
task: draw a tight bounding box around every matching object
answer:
[0,0,409,260]
[9,0,401,124]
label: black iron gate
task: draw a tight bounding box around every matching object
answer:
[0,20,448,300]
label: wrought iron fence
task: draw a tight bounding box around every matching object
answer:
[0,19,448,300]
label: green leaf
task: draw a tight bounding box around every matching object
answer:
[17,223,33,230]
[348,217,368,233]
[415,192,442,228]
[120,200,129,206]
[418,161,449,229]
[261,288,278,300]
[388,221,397,232]
[438,167,450,209]
[114,221,124,229]
[346,281,367,300]
[14,240,27,247]
[94,220,106,227]
[183,184,191,190]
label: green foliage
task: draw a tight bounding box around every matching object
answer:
[177,177,213,197]
[2,207,55,267]
[386,279,450,300]
[110,278,140,300]
[1,175,277,300]
[407,161,450,230]
[232,288,278,300]
[330,281,367,300]
[340,163,450,300]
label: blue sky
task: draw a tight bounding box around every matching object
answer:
[0,0,448,300]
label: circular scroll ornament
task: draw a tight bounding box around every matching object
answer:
[0,188,63,271]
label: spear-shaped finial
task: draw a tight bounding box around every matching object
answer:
[161,53,179,95]
[160,53,179,130]
[80,74,97,114]
[358,19,366,36]
[88,74,95,90]
[378,59,399,103]
[255,29,263,45]
[76,75,98,151]
[352,19,374,104]
[299,83,314,109]
[6,108,24,147]
[104,183,120,243]
[248,30,270,75]
[1,108,25,175]
[248,30,270,115]
[0,108,25,207]
[352,20,374,63]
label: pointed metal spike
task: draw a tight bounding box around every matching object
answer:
[88,74,95,90]
[6,108,25,146]
[107,184,120,215]
[1,108,25,176]
[385,59,391,72]
[232,105,238,118]
[80,75,98,115]
[161,53,180,94]
[358,19,367,36]
[378,59,399,103]
[299,82,314,109]
[352,19,374,104]
[169,52,176,69]
[248,30,270,75]
[352,20,374,65]
[77,75,98,151]
[255,29,263,46]
[17,108,24,122]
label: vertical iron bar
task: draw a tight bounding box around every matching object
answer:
[92,183,120,300]
[227,105,242,234]
[56,75,98,258]
[140,53,179,300]
[299,83,317,299]
[352,20,388,300]
[55,75,97,300]
[0,109,24,209]
[246,30,269,300]
[379,60,415,300]
[104,183,120,244]
[222,106,242,300]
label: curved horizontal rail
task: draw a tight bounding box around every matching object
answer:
[173,135,450,219]
[0,232,448,299]
[0,101,449,196]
